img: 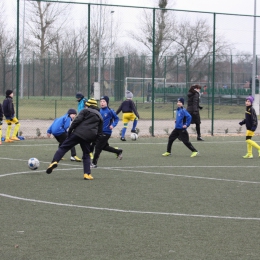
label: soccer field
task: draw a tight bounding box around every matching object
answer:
[1,136,260,260]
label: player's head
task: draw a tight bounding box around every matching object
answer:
[67,108,77,119]
[126,90,133,99]
[85,98,98,108]
[76,92,84,101]
[246,96,254,106]
[177,97,184,107]
[100,96,109,108]
[6,89,13,98]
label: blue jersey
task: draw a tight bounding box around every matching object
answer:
[100,107,119,135]
[47,114,72,136]
[77,98,87,113]
[175,107,191,129]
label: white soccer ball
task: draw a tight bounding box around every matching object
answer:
[131,133,138,141]
[28,158,40,170]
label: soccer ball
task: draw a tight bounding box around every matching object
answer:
[131,133,138,141]
[28,158,40,170]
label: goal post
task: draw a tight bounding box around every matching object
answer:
[125,77,166,102]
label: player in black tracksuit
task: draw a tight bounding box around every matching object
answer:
[46,99,103,180]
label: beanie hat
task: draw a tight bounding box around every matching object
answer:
[6,89,13,97]
[126,90,133,99]
[85,98,98,107]
[76,92,84,99]
[246,96,254,104]
[178,97,185,105]
[100,95,109,105]
[67,108,77,115]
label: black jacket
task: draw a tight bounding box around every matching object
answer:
[187,89,201,124]
[240,105,258,131]
[68,107,103,142]
[116,99,139,118]
[3,96,15,119]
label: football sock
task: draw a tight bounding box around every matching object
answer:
[121,127,127,138]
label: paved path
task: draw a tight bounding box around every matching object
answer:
[6,119,251,139]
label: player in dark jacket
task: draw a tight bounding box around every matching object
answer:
[46,99,103,180]
[116,90,139,141]
[2,90,20,142]
[239,96,260,158]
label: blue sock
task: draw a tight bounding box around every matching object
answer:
[121,128,127,138]
[132,120,138,131]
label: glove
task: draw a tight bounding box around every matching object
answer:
[239,122,243,126]
[199,106,203,110]
[9,118,13,121]
[251,127,256,131]
[0,121,2,125]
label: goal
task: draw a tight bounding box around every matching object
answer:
[125,77,166,101]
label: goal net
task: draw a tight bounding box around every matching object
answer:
[125,77,166,101]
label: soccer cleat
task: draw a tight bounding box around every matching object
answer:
[90,152,94,160]
[70,156,82,162]
[197,137,204,141]
[5,139,14,143]
[90,163,97,168]
[162,152,171,156]
[120,137,126,141]
[84,173,94,180]
[117,149,123,160]
[243,153,253,159]
[11,137,20,141]
[46,161,58,174]
[191,151,199,157]
[131,129,137,133]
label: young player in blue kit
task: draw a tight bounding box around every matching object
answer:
[91,96,122,168]
[162,98,199,158]
[47,108,81,162]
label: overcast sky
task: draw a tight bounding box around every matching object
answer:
[4,0,260,54]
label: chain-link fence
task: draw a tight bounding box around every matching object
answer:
[0,0,259,137]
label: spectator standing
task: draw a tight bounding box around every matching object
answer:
[187,84,204,141]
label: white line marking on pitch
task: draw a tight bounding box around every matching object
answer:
[1,193,260,221]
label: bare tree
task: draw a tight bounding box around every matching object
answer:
[129,0,176,77]
[25,1,70,58]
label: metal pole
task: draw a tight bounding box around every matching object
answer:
[109,11,114,92]
[16,0,20,118]
[20,0,26,99]
[252,0,257,98]
[98,0,102,89]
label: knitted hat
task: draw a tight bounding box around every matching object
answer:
[76,92,84,99]
[67,108,77,115]
[100,96,109,105]
[178,97,185,105]
[85,98,98,107]
[246,96,254,104]
[126,90,133,99]
[6,89,13,97]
